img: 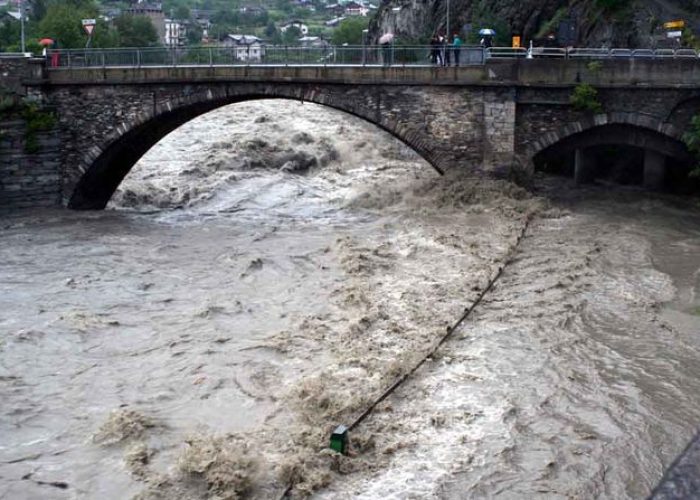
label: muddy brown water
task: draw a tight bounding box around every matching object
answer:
[1,101,699,499]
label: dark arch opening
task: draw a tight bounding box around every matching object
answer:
[533,124,698,193]
[68,96,440,210]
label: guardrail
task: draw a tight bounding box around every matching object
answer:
[0,52,32,58]
[41,45,700,69]
[45,45,486,68]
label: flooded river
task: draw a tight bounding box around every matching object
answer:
[1,101,700,499]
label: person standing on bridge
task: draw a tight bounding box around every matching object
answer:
[379,33,394,67]
[430,35,442,65]
[441,33,451,66]
[452,33,462,66]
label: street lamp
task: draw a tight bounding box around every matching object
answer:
[390,7,401,66]
[446,0,450,41]
[362,28,368,65]
[20,0,25,53]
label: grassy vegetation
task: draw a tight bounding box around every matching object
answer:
[586,60,603,73]
[682,115,700,178]
[570,83,603,114]
[0,96,57,153]
[23,103,56,153]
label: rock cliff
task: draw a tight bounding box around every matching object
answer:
[368,0,700,48]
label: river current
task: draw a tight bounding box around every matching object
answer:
[1,101,700,499]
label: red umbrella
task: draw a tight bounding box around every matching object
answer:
[38,38,54,46]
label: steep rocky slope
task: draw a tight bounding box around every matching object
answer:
[369,0,700,48]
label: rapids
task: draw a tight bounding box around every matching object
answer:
[1,100,699,499]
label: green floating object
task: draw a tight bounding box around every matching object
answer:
[330,425,349,454]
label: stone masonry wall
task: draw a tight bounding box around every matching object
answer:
[515,87,699,163]
[0,57,44,97]
[0,119,61,209]
[3,58,696,209]
[46,82,514,207]
[483,89,516,173]
[0,57,61,210]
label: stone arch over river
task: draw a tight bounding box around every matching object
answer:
[528,114,694,190]
[67,91,443,210]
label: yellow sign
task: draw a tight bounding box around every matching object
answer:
[512,36,521,48]
[663,20,685,30]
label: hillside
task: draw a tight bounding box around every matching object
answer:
[368,0,700,48]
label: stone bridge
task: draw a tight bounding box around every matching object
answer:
[3,56,700,209]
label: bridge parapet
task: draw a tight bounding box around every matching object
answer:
[0,55,44,97]
[41,58,700,89]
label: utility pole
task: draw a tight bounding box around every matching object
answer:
[446,0,449,39]
[20,0,25,53]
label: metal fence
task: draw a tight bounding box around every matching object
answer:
[45,45,486,68]
[487,46,700,59]
[43,45,700,69]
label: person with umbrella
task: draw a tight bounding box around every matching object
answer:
[379,33,394,67]
[39,38,59,67]
[479,28,495,49]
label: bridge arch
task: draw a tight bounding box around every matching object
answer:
[68,88,442,209]
[529,113,693,189]
[528,112,686,158]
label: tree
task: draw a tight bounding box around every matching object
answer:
[0,18,21,51]
[265,21,281,44]
[332,17,368,46]
[282,25,301,45]
[682,115,700,177]
[29,0,49,22]
[187,23,203,45]
[570,83,603,114]
[38,3,95,48]
[174,5,190,21]
[91,18,118,48]
[113,14,159,47]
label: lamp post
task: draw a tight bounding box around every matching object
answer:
[446,0,449,41]
[391,6,401,66]
[362,28,368,65]
[20,0,25,53]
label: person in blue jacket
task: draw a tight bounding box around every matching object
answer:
[452,33,463,66]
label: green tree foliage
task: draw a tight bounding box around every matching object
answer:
[174,5,190,21]
[570,83,603,114]
[281,25,301,45]
[682,115,700,177]
[29,0,49,22]
[38,3,96,48]
[265,20,281,44]
[0,19,21,51]
[113,14,159,47]
[187,23,203,45]
[332,16,368,45]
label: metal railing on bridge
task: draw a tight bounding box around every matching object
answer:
[486,46,700,59]
[43,45,700,69]
[45,45,486,69]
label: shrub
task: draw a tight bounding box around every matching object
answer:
[682,114,700,178]
[20,102,56,153]
[570,83,603,114]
